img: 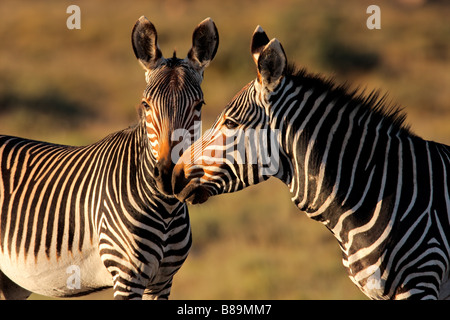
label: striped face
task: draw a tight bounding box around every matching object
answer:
[173,26,286,204]
[132,17,218,196]
[141,58,204,194]
[172,82,272,204]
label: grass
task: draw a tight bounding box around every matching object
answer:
[2,0,450,300]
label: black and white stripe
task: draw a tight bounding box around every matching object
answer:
[0,16,218,300]
[173,26,450,299]
[0,126,190,299]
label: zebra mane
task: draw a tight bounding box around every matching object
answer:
[285,63,413,136]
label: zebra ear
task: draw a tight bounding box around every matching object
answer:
[132,16,164,72]
[187,18,219,73]
[251,25,270,65]
[257,38,287,91]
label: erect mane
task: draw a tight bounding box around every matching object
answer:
[284,63,413,136]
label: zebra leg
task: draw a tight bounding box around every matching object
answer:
[0,270,31,300]
[110,273,146,300]
[142,278,173,300]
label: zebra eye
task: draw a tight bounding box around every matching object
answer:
[224,118,239,129]
[142,101,150,110]
[193,101,204,112]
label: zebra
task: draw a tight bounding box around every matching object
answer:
[0,16,218,300]
[172,26,450,299]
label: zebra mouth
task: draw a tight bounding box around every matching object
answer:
[176,183,210,205]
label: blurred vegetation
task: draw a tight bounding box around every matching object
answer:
[1,0,449,300]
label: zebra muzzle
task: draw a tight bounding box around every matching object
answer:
[154,158,175,195]
[172,165,209,204]
[177,184,210,205]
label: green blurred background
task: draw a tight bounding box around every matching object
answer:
[1,0,449,300]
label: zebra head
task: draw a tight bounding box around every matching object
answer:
[132,16,218,196]
[173,26,287,204]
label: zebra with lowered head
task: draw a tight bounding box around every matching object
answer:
[173,26,450,299]
[0,16,218,300]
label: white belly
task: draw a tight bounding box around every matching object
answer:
[0,244,112,297]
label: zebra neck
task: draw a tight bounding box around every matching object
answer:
[92,122,179,216]
[272,77,413,237]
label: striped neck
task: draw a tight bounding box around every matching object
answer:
[270,70,413,228]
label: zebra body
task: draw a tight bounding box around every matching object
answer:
[173,26,450,299]
[0,16,218,299]
[0,136,113,298]
[0,114,190,299]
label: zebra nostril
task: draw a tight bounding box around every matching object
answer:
[154,166,160,178]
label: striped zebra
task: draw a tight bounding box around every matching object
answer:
[173,26,450,299]
[0,16,218,300]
